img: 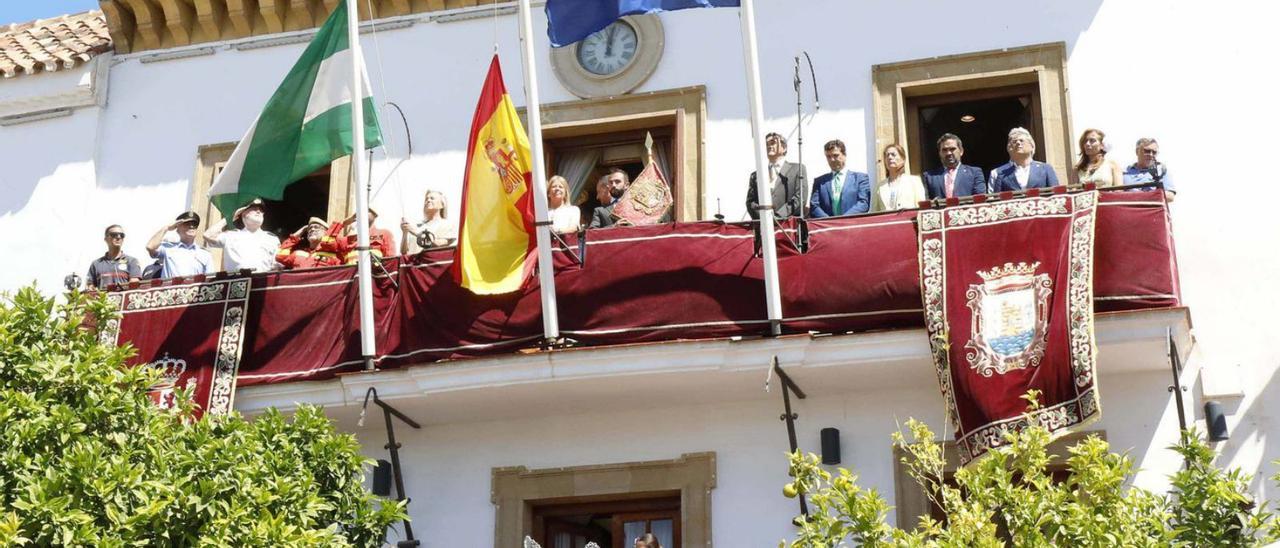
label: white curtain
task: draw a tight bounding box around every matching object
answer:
[555,148,602,206]
[654,139,673,184]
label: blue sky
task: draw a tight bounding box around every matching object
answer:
[1,0,100,24]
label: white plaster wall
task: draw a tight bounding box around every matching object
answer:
[0,0,1276,518]
[354,369,1182,546]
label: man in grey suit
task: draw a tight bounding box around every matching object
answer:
[746,132,807,220]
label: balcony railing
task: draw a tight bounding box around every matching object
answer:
[102,188,1179,389]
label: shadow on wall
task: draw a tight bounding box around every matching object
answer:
[710,0,1106,122]
[0,111,98,216]
[1209,364,1280,497]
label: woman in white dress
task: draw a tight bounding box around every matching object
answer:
[400,190,456,255]
[873,143,927,212]
[546,175,581,234]
[1075,128,1123,188]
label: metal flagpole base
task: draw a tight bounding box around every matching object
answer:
[363,355,376,371]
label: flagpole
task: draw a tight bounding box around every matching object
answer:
[348,0,378,370]
[516,0,562,344]
[740,0,784,336]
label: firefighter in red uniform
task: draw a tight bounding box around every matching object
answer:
[276,218,351,269]
[342,208,397,265]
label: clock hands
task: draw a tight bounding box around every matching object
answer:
[605,25,617,57]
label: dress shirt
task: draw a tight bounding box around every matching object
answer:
[1122,162,1177,194]
[208,228,280,272]
[831,169,845,212]
[155,241,214,279]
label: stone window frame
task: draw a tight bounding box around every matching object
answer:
[524,85,707,222]
[190,143,354,248]
[491,452,716,547]
[871,42,1073,185]
[892,430,1104,527]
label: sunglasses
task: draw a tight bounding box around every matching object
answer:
[107,232,125,238]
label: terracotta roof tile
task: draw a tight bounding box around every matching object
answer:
[0,10,112,79]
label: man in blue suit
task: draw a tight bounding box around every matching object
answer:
[809,139,870,218]
[922,133,987,199]
[989,127,1061,192]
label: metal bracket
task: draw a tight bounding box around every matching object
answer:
[770,357,809,519]
[360,387,422,543]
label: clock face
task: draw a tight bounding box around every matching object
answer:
[576,21,638,76]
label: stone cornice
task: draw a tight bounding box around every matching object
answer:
[99,0,500,54]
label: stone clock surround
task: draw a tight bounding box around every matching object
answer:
[550,15,665,99]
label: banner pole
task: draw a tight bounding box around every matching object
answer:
[516,0,562,343]
[740,0,785,335]
[348,0,378,370]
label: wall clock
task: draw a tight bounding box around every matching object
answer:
[551,15,664,99]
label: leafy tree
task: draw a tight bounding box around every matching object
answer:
[782,394,1279,547]
[0,287,405,546]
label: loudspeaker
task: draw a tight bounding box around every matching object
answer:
[372,459,392,496]
[820,427,841,465]
[1204,401,1229,442]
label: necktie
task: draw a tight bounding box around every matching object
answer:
[831,171,843,213]
[769,164,779,188]
[945,169,956,198]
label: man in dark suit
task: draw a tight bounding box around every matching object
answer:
[922,133,987,199]
[746,132,807,220]
[809,139,870,218]
[989,127,1061,192]
[589,169,629,228]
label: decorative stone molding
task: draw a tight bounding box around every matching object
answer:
[871,42,1072,185]
[0,52,111,121]
[100,0,497,54]
[492,452,715,548]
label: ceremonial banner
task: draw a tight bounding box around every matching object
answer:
[451,56,538,295]
[612,160,673,226]
[208,0,381,219]
[917,191,1100,464]
[99,279,252,417]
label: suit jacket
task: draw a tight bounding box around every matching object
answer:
[922,164,988,199]
[746,162,807,220]
[990,161,1061,192]
[809,170,871,217]
[588,203,616,229]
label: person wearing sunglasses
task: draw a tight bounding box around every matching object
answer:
[86,224,142,289]
[1122,137,1176,202]
[146,210,214,279]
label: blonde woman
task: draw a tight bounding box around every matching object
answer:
[1075,128,1123,187]
[400,190,456,255]
[873,143,927,211]
[546,175,581,234]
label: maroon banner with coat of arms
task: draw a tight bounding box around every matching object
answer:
[918,190,1100,464]
[99,279,251,417]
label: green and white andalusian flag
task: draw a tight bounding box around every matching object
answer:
[210,0,381,219]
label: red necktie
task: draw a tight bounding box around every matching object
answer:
[944,169,956,198]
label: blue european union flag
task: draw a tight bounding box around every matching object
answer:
[546,0,740,47]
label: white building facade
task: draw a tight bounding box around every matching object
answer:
[2,1,1278,546]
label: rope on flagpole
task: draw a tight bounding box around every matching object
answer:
[361,0,412,222]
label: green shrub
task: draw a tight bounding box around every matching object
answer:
[783,394,1278,547]
[0,287,405,546]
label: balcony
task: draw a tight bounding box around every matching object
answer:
[101,189,1186,419]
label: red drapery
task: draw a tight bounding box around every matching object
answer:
[918,190,1101,464]
[106,190,1178,396]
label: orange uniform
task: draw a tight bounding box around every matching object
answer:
[276,223,350,269]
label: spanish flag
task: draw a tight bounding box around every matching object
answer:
[451,56,538,294]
